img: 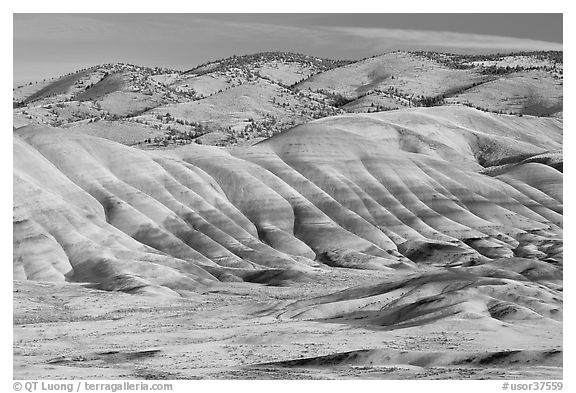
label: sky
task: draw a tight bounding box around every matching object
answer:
[13,14,563,86]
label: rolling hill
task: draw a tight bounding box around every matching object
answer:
[14,106,562,292]
[13,50,563,379]
[13,50,563,147]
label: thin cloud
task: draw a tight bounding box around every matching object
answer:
[322,26,563,51]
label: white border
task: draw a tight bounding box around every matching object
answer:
[4,4,571,392]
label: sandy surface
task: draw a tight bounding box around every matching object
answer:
[14,265,562,380]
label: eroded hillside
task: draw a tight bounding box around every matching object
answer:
[13,48,563,379]
[13,101,563,379]
[14,106,562,290]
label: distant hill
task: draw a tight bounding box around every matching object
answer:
[296,51,562,117]
[184,51,352,82]
[13,50,562,147]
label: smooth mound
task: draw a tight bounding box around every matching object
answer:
[275,266,562,328]
[261,348,562,369]
[14,106,562,296]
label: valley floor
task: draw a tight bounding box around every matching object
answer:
[13,266,562,380]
